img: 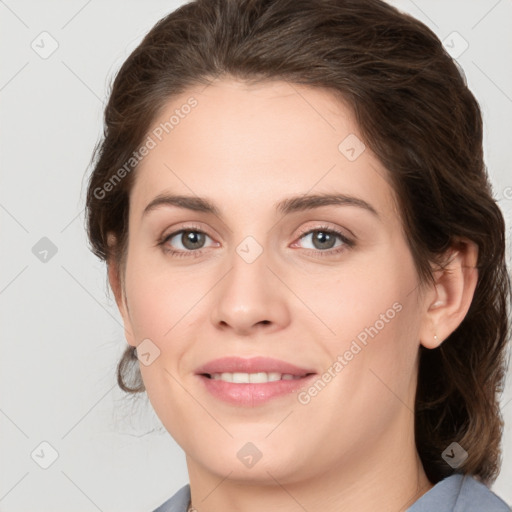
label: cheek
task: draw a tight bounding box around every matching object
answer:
[123,248,205,342]
[125,277,172,342]
[310,247,421,384]
[311,259,411,341]
[296,270,421,443]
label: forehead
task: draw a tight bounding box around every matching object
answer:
[130,78,398,223]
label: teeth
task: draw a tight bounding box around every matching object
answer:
[210,372,301,383]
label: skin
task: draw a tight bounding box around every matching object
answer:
[108,78,478,512]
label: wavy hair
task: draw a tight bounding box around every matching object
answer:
[85,0,511,486]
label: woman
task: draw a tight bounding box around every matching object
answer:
[85,0,511,510]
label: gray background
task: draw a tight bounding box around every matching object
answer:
[1,1,511,511]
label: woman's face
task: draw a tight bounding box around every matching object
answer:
[116,79,433,485]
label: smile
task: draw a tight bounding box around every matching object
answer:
[205,372,306,383]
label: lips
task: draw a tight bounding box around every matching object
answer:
[195,356,317,406]
[195,356,316,377]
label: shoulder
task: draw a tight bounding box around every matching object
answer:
[455,475,511,512]
[151,484,191,512]
[408,473,510,512]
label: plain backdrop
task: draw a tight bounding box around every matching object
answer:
[1,1,511,511]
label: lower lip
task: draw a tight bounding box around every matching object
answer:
[197,374,317,406]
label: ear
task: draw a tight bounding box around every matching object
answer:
[107,233,136,347]
[419,239,479,349]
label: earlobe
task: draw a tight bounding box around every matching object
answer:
[419,239,479,349]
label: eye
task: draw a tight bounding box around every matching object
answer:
[159,225,217,257]
[293,225,354,256]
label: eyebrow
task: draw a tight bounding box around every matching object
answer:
[142,192,380,219]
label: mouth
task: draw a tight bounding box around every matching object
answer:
[201,371,314,383]
[194,356,317,406]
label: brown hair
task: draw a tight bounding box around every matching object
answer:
[85,0,511,486]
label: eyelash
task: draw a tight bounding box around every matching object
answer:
[158,224,354,259]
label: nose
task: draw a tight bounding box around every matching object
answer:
[210,242,290,336]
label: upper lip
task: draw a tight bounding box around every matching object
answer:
[195,356,316,377]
